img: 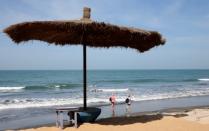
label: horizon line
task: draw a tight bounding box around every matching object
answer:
[0,68,209,71]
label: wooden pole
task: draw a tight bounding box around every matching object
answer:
[82,7,90,110]
[83,43,87,110]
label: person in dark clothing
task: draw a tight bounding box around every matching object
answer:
[125,95,132,117]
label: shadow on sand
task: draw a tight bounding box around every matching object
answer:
[64,113,188,128]
[97,114,163,126]
[97,112,188,126]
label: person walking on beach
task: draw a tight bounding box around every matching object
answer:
[125,95,132,117]
[109,93,116,117]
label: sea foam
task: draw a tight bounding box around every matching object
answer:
[0,87,25,91]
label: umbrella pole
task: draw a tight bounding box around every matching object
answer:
[83,43,87,110]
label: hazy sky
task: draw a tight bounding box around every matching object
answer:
[0,0,209,70]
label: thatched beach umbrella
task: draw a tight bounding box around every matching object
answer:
[4,7,166,110]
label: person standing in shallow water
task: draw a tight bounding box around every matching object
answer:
[125,95,132,117]
[109,93,116,117]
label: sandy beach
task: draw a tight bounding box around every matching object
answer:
[13,108,209,131]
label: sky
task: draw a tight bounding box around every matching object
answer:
[0,0,209,70]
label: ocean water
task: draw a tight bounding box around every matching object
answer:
[0,69,209,110]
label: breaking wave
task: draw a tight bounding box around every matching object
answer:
[198,78,209,81]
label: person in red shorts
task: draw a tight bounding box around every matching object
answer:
[109,93,116,116]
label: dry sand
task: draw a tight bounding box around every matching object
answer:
[184,108,209,124]
[12,109,209,131]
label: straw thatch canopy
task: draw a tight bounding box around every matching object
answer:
[4,8,165,52]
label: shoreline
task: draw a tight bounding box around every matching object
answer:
[2,95,209,130]
[0,96,209,130]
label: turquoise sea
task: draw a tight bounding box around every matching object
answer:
[0,69,209,110]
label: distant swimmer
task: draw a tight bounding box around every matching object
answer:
[91,89,103,92]
[91,88,129,92]
[91,89,97,92]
